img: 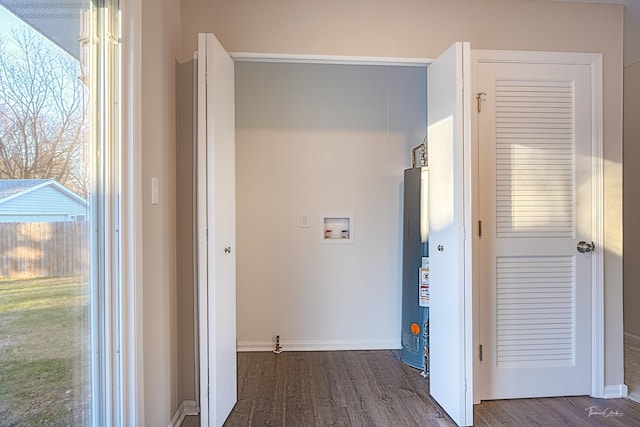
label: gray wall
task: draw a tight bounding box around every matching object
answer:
[176,59,197,402]
[624,61,640,338]
[235,61,426,350]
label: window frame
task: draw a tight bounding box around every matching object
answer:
[118,0,144,425]
[89,0,144,424]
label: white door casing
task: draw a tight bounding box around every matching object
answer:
[427,42,474,427]
[473,51,604,400]
[197,33,238,427]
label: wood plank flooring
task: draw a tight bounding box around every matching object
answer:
[625,333,640,403]
[229,351,453,426]
[184,350,640,426]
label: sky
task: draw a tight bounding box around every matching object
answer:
[0,5,25,37]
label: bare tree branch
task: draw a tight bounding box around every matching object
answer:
[0,29,89,198]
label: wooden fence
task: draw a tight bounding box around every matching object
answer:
[0,222,89,278]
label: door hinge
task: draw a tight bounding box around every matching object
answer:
[479,344,483,362]
[476,92,486,113]
[478,220,482,237]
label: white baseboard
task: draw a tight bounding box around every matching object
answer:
[183,400,198,416]
[168,400,199,427]
[237,339,400,352]
[603,384,629,399]
[625,331,640,346]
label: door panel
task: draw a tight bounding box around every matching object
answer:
[197,33,237,427]
[427,42,473,426]
[477,62,593,399]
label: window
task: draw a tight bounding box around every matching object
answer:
[0,0,123,424]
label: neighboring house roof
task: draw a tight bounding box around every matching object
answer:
[0,179,87,206]
[0,0,83,60]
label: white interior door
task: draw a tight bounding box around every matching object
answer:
[476,58,596,399]
[196,33,237,427]
[427,42,473,427]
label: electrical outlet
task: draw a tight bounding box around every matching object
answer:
[300,214,310,228]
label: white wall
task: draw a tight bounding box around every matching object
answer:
[235,62,426,349]
[624,61,640,338]
[179,0,625,395]
[141,0,181,424]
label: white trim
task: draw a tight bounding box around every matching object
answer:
[168,403,184,427]
[183,400,199,416]
[191,50,201,419]
[625,332,640,346]
[120,0,144,425]
[237,340,400,352]
[626,58,640,68]
[604,384,629,399]
[461,41,475,426]
[471,49,603,66]
[195,34,210,427]
[229,52,431,67]
[168,400,198,427]
[169,401,199,427]
[590,53,605,400]
[470,49,605,400]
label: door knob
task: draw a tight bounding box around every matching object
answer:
[577,241,594,253]
[224,246,231,254]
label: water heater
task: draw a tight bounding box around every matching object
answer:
[400,167,429,372]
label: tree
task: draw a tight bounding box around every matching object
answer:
[0,29,89,198]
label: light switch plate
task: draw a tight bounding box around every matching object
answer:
[151,177,159,205]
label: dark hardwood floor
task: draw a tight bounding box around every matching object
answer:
[185,350,640,426]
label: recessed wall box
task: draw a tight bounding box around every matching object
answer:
[322,215,354,243]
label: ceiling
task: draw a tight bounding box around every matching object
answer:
[0,0,637,66]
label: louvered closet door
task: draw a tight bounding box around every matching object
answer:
[477,62,593,399]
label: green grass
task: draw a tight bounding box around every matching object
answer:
[0,277,90,426]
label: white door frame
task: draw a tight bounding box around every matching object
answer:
[195,36,209,424]
[196,51,432,423]
[470,49,604,400]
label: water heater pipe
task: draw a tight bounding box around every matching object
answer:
[411,137,428,168]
